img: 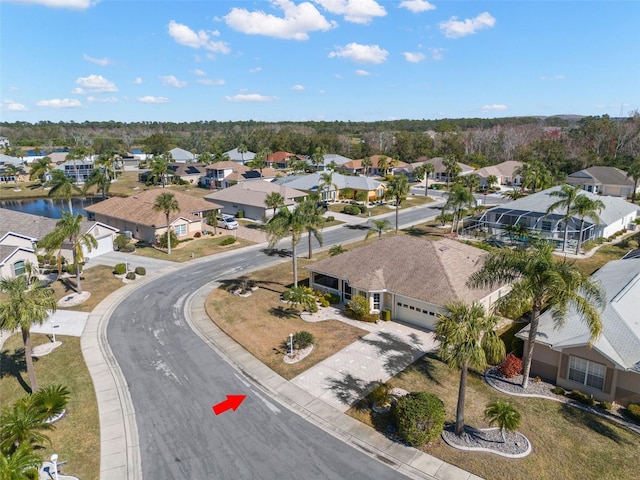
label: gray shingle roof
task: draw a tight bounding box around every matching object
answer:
[273,172,384,192]
[204,181,307,208]
[568,166,633,187]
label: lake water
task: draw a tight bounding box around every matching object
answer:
[0,197,105,219]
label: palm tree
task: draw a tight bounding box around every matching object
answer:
[153,192,180,254]
[311,147,325,171]
[467,242,606,389]
[0,277,57,392]
[4,164,22,186]
[83,165,111,199]
[31,384,70,422]
[484,400,521,443]
[266,205,305,287]
[414,163,434,197]
[486,174,499,191]
[546,184,583,252]
[264,192,285,219]
[365,219,392,241]
[572,195,604,255]
[0,399,53,453]
[461,173,482,195]
[515,161,553,194]
[625,158,640,204]
[319,171,338,202]
[149,155,169,187]
[237,143,248,163]
[299,196,325,259]
[39,211,97,294]
[444,183,475,234]
[329,244,346,256]
[385,174,409,233]
[362,157,373,176]
[29,157,52,185]
[436,302,505,436]
[377,156,388,177]
[247,149,269,177]
[502,188,526,201]
[443,155,461,189]
[0,442,42,479]
[282,286,317,312]
[46,170,80,214]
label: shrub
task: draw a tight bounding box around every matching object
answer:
[342,204,361,215]
[158,230,178,249]
[237,210,244,219]
[120,243,136,253]
[598,401,613,411]
[326,215,335,222]
[498,353,523,378]
[125,272,136,280]
[551,386,566,396]
[369,382,391,408]
[582,240,597,252]
[325,293,341,305]
[114,263,126,275]
[114,234,130,250]
[135,267,146,276]
[194,231,202,238]
[344,296,370,320]
[380,309,391,322]
[220,237,236,246]
[568,390,596,406]
[395,392,445,446]
[293,331,315,349]
[625,403,640,422]
[37,254,44,264]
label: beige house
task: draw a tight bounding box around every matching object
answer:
[0,232,38,279]
[340,155,407,176]
[565,166,637,198]
[306,236,509,331]
[517,258,640,406]
[85,189,220,245]
[473,160,524,188]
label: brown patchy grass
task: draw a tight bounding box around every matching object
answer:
[573,232,640,275]
[204,260,368,380]
[0,334,99,480]
[48,265,125,312]
[349,354,640,480]
[132,234,252,262]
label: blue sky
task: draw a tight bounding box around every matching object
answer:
[1,0,638,123]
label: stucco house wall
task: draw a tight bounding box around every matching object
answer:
[0,247,37,279]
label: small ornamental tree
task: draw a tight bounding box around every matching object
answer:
[344,296,370,320]
[395,392,445,446]
[498,353,524,378]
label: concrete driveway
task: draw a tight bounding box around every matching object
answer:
[86,251,175,275]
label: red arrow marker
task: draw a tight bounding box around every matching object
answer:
[212,395,246,415]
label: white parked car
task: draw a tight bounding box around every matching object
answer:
[217,214,239,230]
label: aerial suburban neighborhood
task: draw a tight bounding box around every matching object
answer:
[1,1,639,479]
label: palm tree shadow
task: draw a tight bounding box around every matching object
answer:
[268,306,299,319]
[0,348,34,394]
[359,331,426,376]
[325,373,374,407]
[261,248,292,258]
[400,352,442,386]
[559,403,630,445]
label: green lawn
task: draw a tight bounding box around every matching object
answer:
[0,334,99,480]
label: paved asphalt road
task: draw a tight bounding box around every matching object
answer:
[106,204,445,479]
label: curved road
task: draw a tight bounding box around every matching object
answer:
[106,204,446,479]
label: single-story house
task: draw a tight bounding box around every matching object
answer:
[266,151,305,169]
[412,156,475,183]
[167,163,208,184]
[0,154,26,183]
[516,258,640,406]
[84,189,220,245]
[273,172,386,202]
[339,155,407,176]
[565,166,638,198]
[307,236,510,331]
[168,147,196,163]
[310,154,353,171]
[204,181,307,221]
[224,147,256,165]
[475,186,638,249]
[0,232,38,279]
[473,160,524,188]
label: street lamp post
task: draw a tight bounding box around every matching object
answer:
[289,333,294,356]
[50,454,59,480]
[52,324,59,343]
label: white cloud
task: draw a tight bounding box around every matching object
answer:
[75,74,118,93]
[70,87,86,94]
[328,43,388,64]
[481,104,508,112]
[541,74,565,81]
[223,94,276,102]
[192,69,206,76]
[137,96,169,103]
[355,69,370,76]
[36,98,82,108]
[313,0,386,25]
[291,84,305,90]
[224,0,335,41]
[168,20,230,54]
[403,52,425,63]
[197,78,225,85]
[10,0,96,9]
[399,0,435,13]
[83,53,110,66]
[439,12,496,39]
[87,96,118,103]
[429,47,444,60]
[134,77,143,84]
[1,100,28,111]
[160,75,187,88]
[249,67,262,73]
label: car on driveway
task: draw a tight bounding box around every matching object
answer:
[217,214,239,230]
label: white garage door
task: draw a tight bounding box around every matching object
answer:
[86,235,113,259]
[394,299,439,331]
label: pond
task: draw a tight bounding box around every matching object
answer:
[0,197,105,219]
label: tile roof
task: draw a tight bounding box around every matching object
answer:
[414,156,474,173]
[474,161,523,178]
[307,236,496,305]
[204,181,307,208]
[84,189,220,227]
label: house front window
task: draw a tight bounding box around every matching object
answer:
[568,355,606,390]
[13,260,26,277]
[174,224,187,237]
[343,282,352,300]
[372,293,381,310]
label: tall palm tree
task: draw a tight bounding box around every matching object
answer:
[247,149,268,177]
[377,156,388,177]
[311,147,325,171]
[486,174,499,191]
[0,442,42,479]
[436,302,505,436]
[149,155,170,187]
[0,277,57,392]
[385,174,409,233]
[572,195,605,255]
[414,163,435,197]
[467,242,605,389]
[153,192,180,254]
[461,174,482,194]
[444,183,476,234]
[83,165,111,199]
[0,399,53,453]
[299,196,325,259]
[39,212,97,294]
[28,157,52,185]
[443,155,461,189]
[502,188,526,201]
[319,171,338,202]
[266,205,305,287]
[625,158,640,204]
[237,143,248,164]
[365,219,392,241]
[264,191,285,219]
[46,170,80,214]
[546,184,583,251]
[362,157,373,176]
[484,400,521,443]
